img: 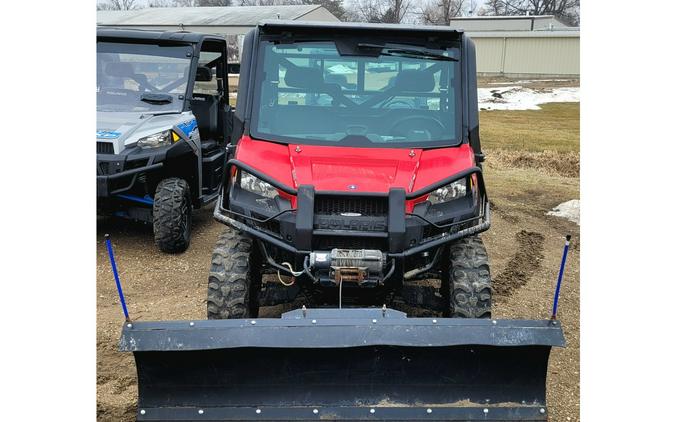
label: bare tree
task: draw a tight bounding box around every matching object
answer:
[481,0,513,16]
[350,0,411,23]
[420,0,464,25]
[466,0,478,15]
[148,0,174,7]
[479,0,580,26]
[170,0,232,6]
[197,0,233,5]
[97,0,137,10]
[238,0,282,5]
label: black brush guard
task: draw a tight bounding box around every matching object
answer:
[120,308,564,422]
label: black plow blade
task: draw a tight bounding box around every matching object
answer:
[119,308,565,421]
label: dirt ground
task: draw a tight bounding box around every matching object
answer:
[96,100,580,421]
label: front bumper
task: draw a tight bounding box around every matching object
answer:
[214,160,490,259]
[96,157,163,198]
[96,143,178,198]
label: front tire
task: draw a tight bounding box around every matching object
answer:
[207,230,262,319]
[441,235,492,318]
[153,178,192,253]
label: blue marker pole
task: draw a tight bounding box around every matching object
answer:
[551,234,572,320]
[104,234,130,322]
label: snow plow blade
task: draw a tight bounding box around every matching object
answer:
[119,308,565,421]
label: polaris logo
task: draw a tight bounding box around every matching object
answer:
[340,212,362,217]
[315,217,386,232]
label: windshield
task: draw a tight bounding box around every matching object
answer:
[97,41,192,113]
[251,40,462,148]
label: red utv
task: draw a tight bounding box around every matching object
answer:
[208,21,490,319]
[116,22,565,422]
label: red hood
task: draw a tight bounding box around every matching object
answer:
[235,135,475,195]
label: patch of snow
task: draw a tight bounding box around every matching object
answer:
[486,79,573,85]
[547,199,579,224]
[478,86,579,110]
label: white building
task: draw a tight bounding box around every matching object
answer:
[448,15,572,32]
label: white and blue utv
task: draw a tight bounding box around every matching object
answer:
[97,28,232,252]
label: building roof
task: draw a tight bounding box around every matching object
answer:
[466,30,579,38]
[450,15,559,21]
[448,14,570,31]
[97,5,326,27]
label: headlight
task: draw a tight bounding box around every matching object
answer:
[137,130,172,149]
[238,170,279,199]
[427,179,466,204]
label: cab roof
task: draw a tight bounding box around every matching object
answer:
[257,20,465,36]
[96,27,225,44]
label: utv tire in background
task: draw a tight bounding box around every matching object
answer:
[441,235,492,318]
[207,230,262,319]
[153,178,192,253]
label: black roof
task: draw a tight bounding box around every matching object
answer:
[96,27,225,44]
[258,20,464,36]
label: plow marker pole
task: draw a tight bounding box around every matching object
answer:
[105,234,130,322]
[551,234,572,320]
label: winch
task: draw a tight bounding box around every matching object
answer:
[309,249,386,286]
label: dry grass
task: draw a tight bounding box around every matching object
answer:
[484,163,579,212]
[487,149,579,177]
[479,102,579,177]
[478,100,580,216]
[480,103,580,153]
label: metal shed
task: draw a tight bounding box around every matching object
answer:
[468,30,579,77]
[448,15,570,32]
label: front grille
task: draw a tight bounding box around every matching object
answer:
[315,195,388,216]
[97,142,114,154]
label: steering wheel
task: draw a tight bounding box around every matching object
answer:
[388,115,446,141]
[383,99,414,109]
